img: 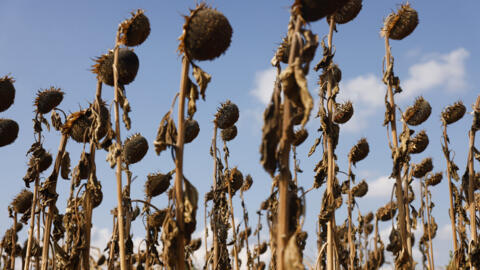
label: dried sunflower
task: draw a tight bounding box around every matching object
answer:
[34,87,64,114]
[184,119,200,143]
[119,9,150,47]
[292,128,308,146]
[92,48,139,86]
[145,171,172,198]
[348,137,369,164]
[215,100,239,129]
[11,189,33,214]
[403,96,431,126]
[441,101,466,125]
[334,101,353,124]
[381,3,418,40]
[178,3,232,61]
[412,157,433,178]
[221,125,237,142]
[0,119,19,147]
[0,75,15,112]
[408,130,428,154]
[329,0,362,24]
[296,0,349,22]
[426,172,442,187]
[123,133,148,165]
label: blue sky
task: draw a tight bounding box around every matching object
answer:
[1,0,479,268]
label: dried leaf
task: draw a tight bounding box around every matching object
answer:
[284,233,305,270]
[51,110,63,131]
[192,65,211,100]
[154,111,177,155]
[187,78,199,118]
[60,151,71,180]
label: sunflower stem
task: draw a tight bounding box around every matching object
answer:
[112,31,127,270]
[24,177,40,270]
[40,133,68,270]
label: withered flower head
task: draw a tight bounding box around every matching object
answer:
[441,101,466,125]
[334,101,354,124]
[241,174,253,192]
[63,101,110,143]
[92,48,139,86]
[296,0,349,22]
[179,3,232,61]
[381,2,419,40]
[329,0,362,24]
[408,130,428,154]
[123,133,149,165]
[352,179,368,198]
[226,167,244,193]
[0,75,15,112]
[11,189,33,214]
[0,118,19,147]
[184,119,200,144]
[412,157,433,178]
[221,125,238,142]
[403,96,431,126]
[147,209,168,229]
[292,128,308,146]
[189,238,202,251]
[34,87,64,114]
[426,172,442,187]
[119,9,150,47]
[376,201,396,221]
[145,171,172,198]
[348,137,369,164]
[215,100,239,129]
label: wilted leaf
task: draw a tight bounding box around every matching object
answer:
[192,64,211,100]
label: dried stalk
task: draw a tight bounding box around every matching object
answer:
[112,31,127,270]
[211,123,219,269]
[347,161,355,270]
[24,177,40,270]
[424,182,435,270]
[10,211,17,270]
[240,191,253,269]
[40,133,69,270]
[83,79,103,270]
[404,165,413,258]
[226,176,240,270]
[326,16,336,270]
[173,55,190,270]
[442,123,459,260]
[276,14,301,269]
[383,35,409,257]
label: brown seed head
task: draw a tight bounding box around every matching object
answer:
[296,0,349,22]
[179,4,232,61]
[334,101,354,124]
[408,130,428,154]
[376,201,396,222]
[241,174,253,192]
[184,119,200,143]
[412,157,433,178]
[97,255,106,266]
[11,189,33,214]
[123,133,149,165]
[226,167,244,193]
[426,172,443,187]
[349,137,369,164]
[381,3,419,40]
[63,101,110,143]
[189,238,202,251]
[31,150,52,173]
[292,128,308,146]
[0,75,15,112]
[0,119,19,147]
[92,48,139,86]
[329,0,362,24]
[145,171,172,198]
[442,101,466,125]
[215,100,239,129]
[364,212,374,224]
[147,209,168,229]
[119,9,150,47]
[403,96,431,126]
[221,125,238,142]
[34,87,64,114]
[352,180,368,198]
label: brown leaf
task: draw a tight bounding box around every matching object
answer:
[284,233,306,270]
[154,111,178,155]
[60,151,71,180]
[192,65,211,100]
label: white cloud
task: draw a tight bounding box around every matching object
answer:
[365,176,395,199]
[250,68,277,105]
[337,48,470,133]
[401,48,469,99]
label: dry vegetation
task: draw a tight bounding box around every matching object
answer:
[0,1,480,270]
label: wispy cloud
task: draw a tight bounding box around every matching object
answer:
[365,176,394,199]
[337,48,470,133]
[250,68,276,105]
[401,48,469,99]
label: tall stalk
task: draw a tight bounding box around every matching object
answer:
[211,124,219,269]
[325,16,336,270]
[347,161,355,270]
[442,124,459,259]
[40,133,68,270]
[383,35,409,256]
[276,14,301,269]
[424,182,435,270]
[82,80,103,270]
[24,177,39,270]
[173,55,190,270]
[112,32,127,270]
